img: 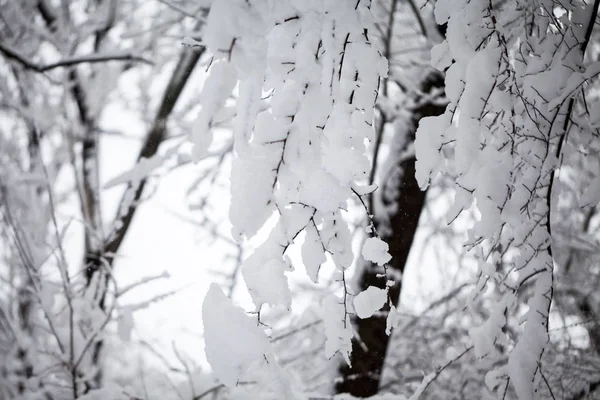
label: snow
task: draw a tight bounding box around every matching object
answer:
[240,205,313,310]
[229,151,277,240]
[430,41,452,72]
[199,0,387,380]
[548,61,600,110]
[581,176,600,208]
[242,257,292,310]
[117,307,134,342]
[362,237,392,266]
[76,385,124,400]
[508,271,552,400]
[351,182,378,196]
[192,61,238,162]
[298,165,351,213]
[301,222,326,282]
[322,105,371,185]
[321,211,355,269]
[416,0,590,397]
[407,372,436,400]
[336,395,406,400]
[181,36,202,47]
[353,286,387,319]
[202,284,270,387]
[321,293,353,364]
[103,147,176,189]
[386,305,399,335]
[414,113,450,189]
[8,0,600,398]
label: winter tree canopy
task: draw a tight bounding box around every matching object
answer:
[1,0,600,399]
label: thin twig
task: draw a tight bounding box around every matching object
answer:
[408,345,474,400]
[0,42,153,72]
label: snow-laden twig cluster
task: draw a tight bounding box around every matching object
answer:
[196,0,389,390]
[415,0,599,398]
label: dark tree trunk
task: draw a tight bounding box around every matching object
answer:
[336,71,446,397]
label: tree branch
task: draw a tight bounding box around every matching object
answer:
[94,45,204,272]
[408,345,474,400]
[0,42,153,73]
[368,0,398,213]
[548,0,600,237]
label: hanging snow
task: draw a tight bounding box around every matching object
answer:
[362,237,392,266]
[202,284,270,387]
[353,286,388,319]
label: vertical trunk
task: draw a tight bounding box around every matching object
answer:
[336,72,445,397]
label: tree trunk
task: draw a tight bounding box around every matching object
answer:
[336,71,445,397]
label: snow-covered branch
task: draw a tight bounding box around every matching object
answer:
[0,42,153,73]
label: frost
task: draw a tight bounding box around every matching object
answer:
[202,284,270,387]
[353,286,387,319]
[362,237,392,266]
